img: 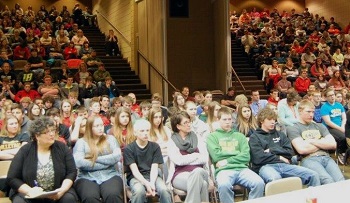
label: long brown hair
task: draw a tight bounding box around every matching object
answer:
[148,108,168,142]
[112,107,135,146]
[207,101,221,132]
[83,116,110,165]
[236,103,258,136]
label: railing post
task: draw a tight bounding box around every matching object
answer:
[148,64,151,91]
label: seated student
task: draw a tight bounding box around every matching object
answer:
[97,76,120,100]
[0,78,16,101]
[74,116,123,202]
[11,103,32,134]
[249,107,320,186]
[207,107,265,203]
[124,119,172,203]
[14,82,41,103]
[0,51,14,67]
[139,100,151,119]
[60,74,79,99]
[68,91,81,111]
[0,62,16,88]
[43,95,55,112]
[16,62,37,90]
[79,76,98,108]
[46,107,71,147]
[250,90,268,117]
[220,87,236,109]
[27,49,45,76]
[0,115,30,197]
[185,101,210,141]
[287,100,345,185]
[267,89,279,106]
[167,111,209,203]
[99,95,110,117]
[320,88,348,164]
[93,63,111,84]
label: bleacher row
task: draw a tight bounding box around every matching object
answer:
[231,7,350,97]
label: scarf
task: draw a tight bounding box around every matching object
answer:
[171,131,198,153]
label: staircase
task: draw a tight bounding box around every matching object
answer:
[231,38,269,100]
[82,27,151,101]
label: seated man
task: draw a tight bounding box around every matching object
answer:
[287,100,345,185]
[60,74,79,99]
[249,107,320,186]
[123,119,172,203]
[207,107,265,203]
[220,87,236,109]
[17,62,37,90]
[38,75,61,108]
[321,88,347,164]
[93,63,111,84]
[85,50,102,72]
[27,49,45,77]
[105,29,120,56]
[0,62,16,88]
[14,82,41,103]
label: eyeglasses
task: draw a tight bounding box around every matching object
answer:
[180,121,191,126]
[327,94,335,97]
[41,128,56,135]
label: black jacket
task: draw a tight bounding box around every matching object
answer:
[249,128,294,173]
[7,141,77,197]
[98,84,120,97]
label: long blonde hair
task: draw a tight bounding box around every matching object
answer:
[148,108,168,142]
[112,107,135,146]
[236,103,258,136]
[83,116,110,165]
[0,115,21,138]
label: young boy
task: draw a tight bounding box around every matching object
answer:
[207,107,265,203]
[123,119,172,203]
[267,89,279,106]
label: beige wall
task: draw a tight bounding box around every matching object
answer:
[229,0,305,14]
[306,0,350,28]
[167,0,216,92]
[213,0,231,92]
[92,0,134,67]
[0,0,92,13]
[136,0,166,97]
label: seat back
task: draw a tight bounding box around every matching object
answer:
[13,60,27,71]
[0,161,12,178]
[265,177,302,196]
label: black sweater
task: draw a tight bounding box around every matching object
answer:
[7,141,77,195]
[249,128,294,173]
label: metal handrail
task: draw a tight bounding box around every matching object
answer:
[95,10,131,46]
[137,50,177,95]
[231,66,246,93]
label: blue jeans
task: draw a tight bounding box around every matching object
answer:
[301,156,345,185]
[259,163,320,186]
[216,168,265,203]
[129,177,172,203]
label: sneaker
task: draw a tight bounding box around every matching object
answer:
[338,153,345,165]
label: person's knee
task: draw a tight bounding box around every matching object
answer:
[59,192,77,203]
[131,183,146,197]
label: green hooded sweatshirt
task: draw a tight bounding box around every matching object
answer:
[207,128,250,176]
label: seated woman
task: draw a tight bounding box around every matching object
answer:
[7,116,78,203]
[328,70,346,91]
[167,111,209,203]
[234,103,258,138]
[148,108,172,178]
[0,115,30,196]
[73,116,123,203]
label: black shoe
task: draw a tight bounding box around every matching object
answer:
[338,153,345,165]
